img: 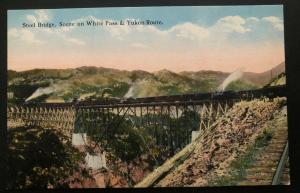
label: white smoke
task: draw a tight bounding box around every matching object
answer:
[124,80,147,98]
[124,83,136,98]
[218,68,244,91]
[25,82,66,102]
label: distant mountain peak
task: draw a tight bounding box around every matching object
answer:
[154,69,180,76]
[242,61,285,86]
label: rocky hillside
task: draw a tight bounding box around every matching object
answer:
[136,97,288,187]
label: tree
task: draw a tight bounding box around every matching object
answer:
[6,126,86,189]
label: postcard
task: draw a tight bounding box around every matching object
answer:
[6,5,289,188]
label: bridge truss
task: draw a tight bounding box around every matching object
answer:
[7,85,287,155]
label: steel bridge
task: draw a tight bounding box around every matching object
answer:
[7,85,287,154]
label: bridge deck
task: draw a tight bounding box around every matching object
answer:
[14,85,286,108]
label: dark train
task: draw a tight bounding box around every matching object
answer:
[21,85,286,107]
[116,85,286,104]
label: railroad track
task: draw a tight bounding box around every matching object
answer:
[238,125,290,186]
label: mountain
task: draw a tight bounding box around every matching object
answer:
[242,62,285,86]
[265,72,286,87]
[130,70,154,81]
[7,62,285,103]
[179,70,229,92]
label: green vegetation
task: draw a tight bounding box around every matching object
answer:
[75,108,200,165]
[225,80,258,91]
[62,84,102,102]
[264,72,286,87]
[6,126,86,189]
[8,67,265,104]
[75,112,151,162]
[76,112,159,187]
[110,82,130,97]
[98,117,148,161]
[158,84,182,95]
[177,110,200,132]
[207,129,273,186]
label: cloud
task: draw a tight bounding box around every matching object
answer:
[168,22,210,40]
[8,10,53,44]
[17,10,86,46]
[62,36,86,45]
[262,16,283,31]
[100,15,251,43]
[107,24,130,38]
[8,28,45,44]
[214,16,251,34]
[131,42,149,49]
[246,17,259,23]
[7,28,18,37]
[26,10,50,24]
[26,15,38,24]
[8,13,284,53]
[35,10,49,22]
[104,18,136,40]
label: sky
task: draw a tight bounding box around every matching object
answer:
[7,5,285,73]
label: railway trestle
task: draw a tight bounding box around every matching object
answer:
[7,85,287,154]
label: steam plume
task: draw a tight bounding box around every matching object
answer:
[25,82,66,102]
[124,83,136,98]
[217,68,244,91]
